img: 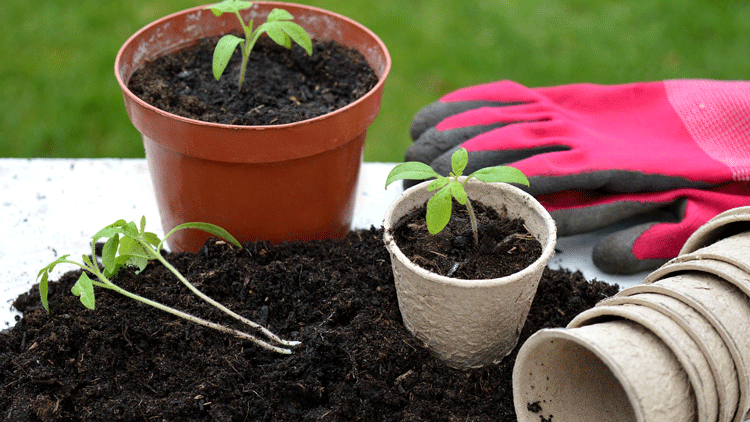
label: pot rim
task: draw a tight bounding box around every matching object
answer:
[114,1,391,131]
[383,178,557,288]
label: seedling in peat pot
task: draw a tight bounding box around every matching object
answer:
[385,148,530,245]
[37,217,300,354]
[205,0,313,89]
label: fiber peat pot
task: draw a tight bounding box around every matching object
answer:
[383,179,557,370]
[115,2,391,252]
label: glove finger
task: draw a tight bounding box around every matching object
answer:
[410,100,521,141]
[408,105,561,166]
[406,122,521,165]
[440,79,546,104]
[545,192,669,236]
[592,223,670,274]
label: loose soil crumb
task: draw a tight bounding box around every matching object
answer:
[127,36,378,126]
[1,228,617,421]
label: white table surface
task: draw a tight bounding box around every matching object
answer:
[0,159,649,329]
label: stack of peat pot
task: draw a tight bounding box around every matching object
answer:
[513,207,750,422]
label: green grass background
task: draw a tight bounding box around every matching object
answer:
[2,0,750,162]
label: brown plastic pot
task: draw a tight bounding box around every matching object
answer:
[115,2,391,252]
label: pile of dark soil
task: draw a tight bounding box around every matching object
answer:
[391,201,542,279]
[127,36,378,126]
[1,228,617,421]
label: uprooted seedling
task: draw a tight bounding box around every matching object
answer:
[37,217,299,354]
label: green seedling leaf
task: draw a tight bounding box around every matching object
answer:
[39,270,50,312]
[101,234,120,277]
[164,222,242,248]
[118,236,151,273]
[206,0,254,15]
[451,147,468,176]
[450,182,468,205]
[267,7,293,21]
[262,24,292,49]
[71,272,96,310]
[37,255,71,313]
[469,166,530,186]
[212,35,244,81]
[426,185,453,234]
[92,219,128,240]
[427,177,449,192]
[143,231,161,248]
[275,21,312,55]
[385,162,441,188]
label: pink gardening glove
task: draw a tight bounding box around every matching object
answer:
[407,79,750,195]
[406,79,750,273]
[538,183,750,274]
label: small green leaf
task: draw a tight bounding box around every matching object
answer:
[262,24,292,49]
[267,8,293,22]
[385,162,440,188]
[143,232,161,248]
[468,166,530,186]
[205,0,254,16]
[39,271,50,313]
[102,234,120,277]
[165,222,242,248]
[81,253,95,271]
[71,273,96,310]
[451,148,469,177]
[427,177,449,191]
[276,21,312,55]
[450,182,468,205]
[118,236,151,273]
[37,255,70,279]
[92,219,127,241]
[426,185,453,234]
[212,35,244,81]
[140,216,147,233]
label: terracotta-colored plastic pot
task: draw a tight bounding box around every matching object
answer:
[383,178,557,369]
[115,2,391,252]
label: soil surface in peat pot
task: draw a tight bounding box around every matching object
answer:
[127,36,378,126]
[391,201,543,280]
[1,228,618,422]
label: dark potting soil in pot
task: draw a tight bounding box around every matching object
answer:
[391,201,543,279]
[126,36,378,126]
[0,228,617,422]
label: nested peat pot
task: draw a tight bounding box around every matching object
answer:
[115,2,390,252]
[383,179,556,370]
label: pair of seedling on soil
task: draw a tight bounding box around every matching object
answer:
[37,0,529,354]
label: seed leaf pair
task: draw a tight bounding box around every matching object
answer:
[385,148,529,243]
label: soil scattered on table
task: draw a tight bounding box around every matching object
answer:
[1,227,617,421]
[127,36,378,126]
[391,201,542,279]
